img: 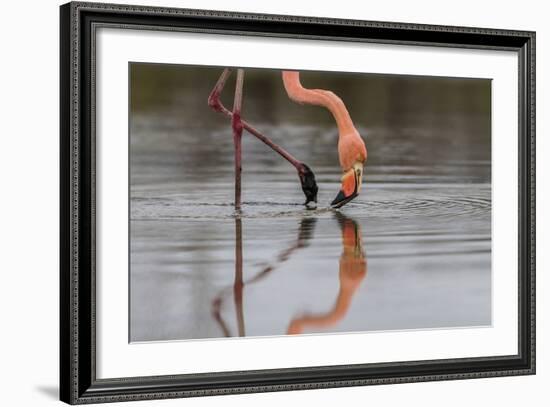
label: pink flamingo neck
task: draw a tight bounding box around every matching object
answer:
[282,71,357,137]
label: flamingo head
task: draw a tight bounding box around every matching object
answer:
[331,162,363,208]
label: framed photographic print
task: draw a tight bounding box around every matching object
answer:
[60,1,536,404]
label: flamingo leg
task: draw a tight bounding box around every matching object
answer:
[208,68,318,205]
[232,69,245,209]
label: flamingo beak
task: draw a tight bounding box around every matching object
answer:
[331,163,363,208]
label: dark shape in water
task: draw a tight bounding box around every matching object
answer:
[298,163,319,206]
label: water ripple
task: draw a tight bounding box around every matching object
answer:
[131,184,490,221]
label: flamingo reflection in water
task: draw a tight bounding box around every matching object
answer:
[211,213,367,337]
[286,214,367,335]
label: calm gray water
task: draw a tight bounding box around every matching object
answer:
[129,64,491,342]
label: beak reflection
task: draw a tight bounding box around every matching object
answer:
[287,213,366,335]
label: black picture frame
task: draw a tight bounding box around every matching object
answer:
[60,1,536,404]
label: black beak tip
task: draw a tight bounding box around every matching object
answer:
[331,191,358,209]
[331,190,346,207]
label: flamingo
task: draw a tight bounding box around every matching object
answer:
[208,68,367,209]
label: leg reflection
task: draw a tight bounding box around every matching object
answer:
[287,213,367,335]
[234,218,245,336]
[211,216,318,337]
